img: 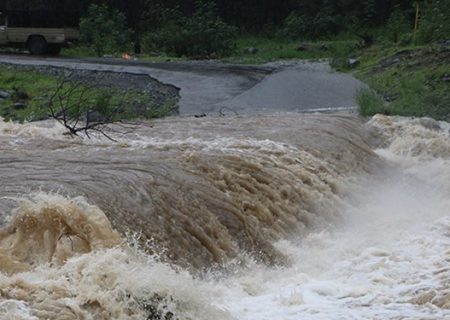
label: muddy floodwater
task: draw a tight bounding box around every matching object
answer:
[0,113,449,319]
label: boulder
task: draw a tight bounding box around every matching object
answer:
[383,93,399,102]
[244,47,258,54]
[12,102,27,110]
[441,74,450,82]
[413,117,441,131]
[86,110,108,123]
[319,43,329,51]
[0,90,11,99]
[296,44,309,51]
[437,39,450,46]
[348,58,360,68]
[1,108,12,118]
[12,89,29,101]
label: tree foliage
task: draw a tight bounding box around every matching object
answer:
[383,6,411,43]
[79,4,132,56]
[417,0,450,44]
[142,0,237,58]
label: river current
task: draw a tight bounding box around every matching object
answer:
[0,114,448,319]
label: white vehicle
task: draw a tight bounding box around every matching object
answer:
[0,11,79,55]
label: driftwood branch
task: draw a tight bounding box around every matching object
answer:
[47,72,138,141]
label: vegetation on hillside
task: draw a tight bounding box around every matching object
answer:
[355,45,450,120]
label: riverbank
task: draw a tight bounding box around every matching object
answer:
[3,39,449,123]
[354,43,450,121]
[0,64,179,122]
[222,37,450,122]
[0,55,367,116]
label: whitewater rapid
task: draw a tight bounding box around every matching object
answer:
[0,114,449,319]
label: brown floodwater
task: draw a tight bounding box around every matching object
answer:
[0,114,448,320]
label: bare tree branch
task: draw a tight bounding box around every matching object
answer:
[47,71,138,141]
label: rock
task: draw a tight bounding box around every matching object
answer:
[348,58,360,68]
[12,102,27,110]
[413,117,441,131]
[436,39,450,46]
[441,74,450,82]
[1,108,12,118]
[331,57,345,68]
[12,89,29,101]
[244,47,258,54]
[296,44,309,51]
[383,93,399,102]
[86,110,107,123]
[319,43,329,51]
[0,90,11,99]
[380,57,401,69]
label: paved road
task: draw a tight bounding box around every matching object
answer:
[0,55,366,116]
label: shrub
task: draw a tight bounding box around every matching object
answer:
[313,10,342,37]
[281,12,314,39]
[142,0,237,58]
[417,0,450,44]
[281,11,342,39]
[79,4,132,57]
[357,89,386,117]
[382,8,411,43]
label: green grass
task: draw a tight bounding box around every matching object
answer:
[223,35,360,64]
[0,66,58,121]
[356,89,386,117]
[61,35,361,65]
[61,46,98,58]
[0,65,173,122]
[354,45,450,120]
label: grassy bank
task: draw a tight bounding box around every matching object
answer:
[353,44,450,120]
[0,65,176,123]
[224,36,360,64]
[61,35,361,65]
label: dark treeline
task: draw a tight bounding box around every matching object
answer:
[0,0,415,31]
[1,0,448,57]
[89,0,414,32]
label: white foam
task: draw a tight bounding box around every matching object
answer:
[2,115,450,319]
[207,116,450,319]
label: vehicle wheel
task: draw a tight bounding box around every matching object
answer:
[28,36,48,55]
[48,44,61,55]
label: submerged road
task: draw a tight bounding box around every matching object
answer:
[0,55,365,115]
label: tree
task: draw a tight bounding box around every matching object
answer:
[417,0,450,44]
[79,4,132,56]
[384,6,411,43]
[143,0,237,58]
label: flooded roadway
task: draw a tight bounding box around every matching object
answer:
[0,55,365,115]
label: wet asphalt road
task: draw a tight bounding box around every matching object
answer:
[0,54,366,116]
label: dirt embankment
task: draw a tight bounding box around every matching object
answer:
[0,63,181,118]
